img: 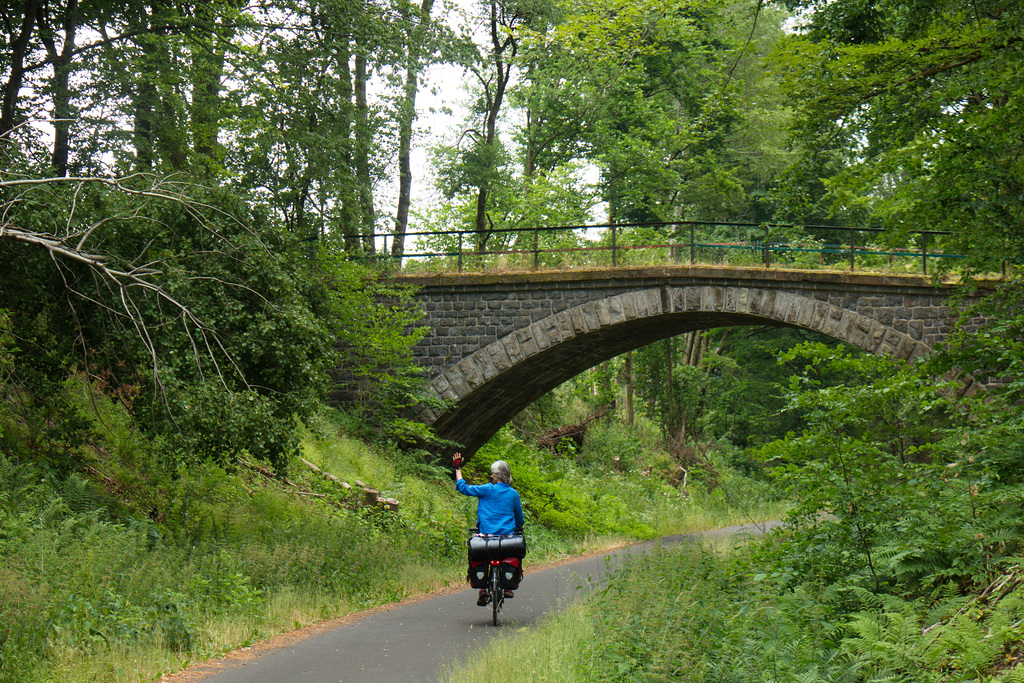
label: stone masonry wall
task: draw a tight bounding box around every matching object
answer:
[398,267,982,377]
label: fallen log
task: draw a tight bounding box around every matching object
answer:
[536,407,608,454]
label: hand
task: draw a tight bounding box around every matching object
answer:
[452,453,464,468]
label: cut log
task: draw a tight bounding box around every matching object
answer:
[362,487,381,506]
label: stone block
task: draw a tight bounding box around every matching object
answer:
[503,334,526,364]
[528,321,553,351]
[621,293,639,320]
[465,352,494,384]
[569,307,590,335]
[430,374,451,396]
[487,341,513,373]
[684,286,701,311]
[581,301,601,331]
[772,291,796,321]
[514,327,540,357]
[643,288,663,316]
[863,321,887,353]
[444,367,472,399]
[733,287,752,315]
[602,294,626,325]
[892,334,917,360]
[753,289,776,317]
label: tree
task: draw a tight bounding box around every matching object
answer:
[769,0,1024,274]
[759,341,1024,592]
[393,0,437,260]
[0,172,342,469]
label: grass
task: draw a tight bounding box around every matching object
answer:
[0,380,785,682]
[439,603,598,683]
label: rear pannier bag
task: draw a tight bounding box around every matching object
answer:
[468,560,489,589]
[499,558,522,590]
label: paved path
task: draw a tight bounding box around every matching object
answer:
[168,522,777,683]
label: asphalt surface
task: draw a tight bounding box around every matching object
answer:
[169,521,778,683]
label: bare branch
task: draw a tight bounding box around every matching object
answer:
[0,173,259,393]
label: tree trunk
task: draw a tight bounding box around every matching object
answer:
[134,1,187,171]
[354,52,376,256]
[624,350,634,426]
[336,36,361,255]
[191,1,230,178]
[473,0,516,251]
[39,0,79,176]
[132,9,159,169]
[1,0,41,149]
[133,77,157,169]
[393,0,435,261]
[666,337,677,436]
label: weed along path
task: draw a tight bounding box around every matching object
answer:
[164,522,777,683]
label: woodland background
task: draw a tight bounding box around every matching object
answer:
[2,0,1023,680]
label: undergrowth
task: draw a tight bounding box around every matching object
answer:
[444,541,1024,683]
[0,377,764,682]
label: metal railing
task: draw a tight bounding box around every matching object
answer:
[375,221,963,276]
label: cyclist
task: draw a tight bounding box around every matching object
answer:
[453,453,524,605]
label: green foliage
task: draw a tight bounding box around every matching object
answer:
[0,176,340,472]
[754,342,1024,592]
[574,543,858,682]
[447,540,1024,683]
[474,429,675,539]
[580,420,654,472]
[0,407,469,681]
[325,260,440,444]
[628,328,860,449]
[1,370,772,682]
[414,164,595,270]
[771,0,1024,272]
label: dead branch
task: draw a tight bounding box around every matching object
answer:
[0,173,263,397]
[536,406,608,454]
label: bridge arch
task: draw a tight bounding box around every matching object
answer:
[406,270,964,456]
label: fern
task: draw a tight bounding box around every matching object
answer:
[840,597,945,682]
[994,666,1024,682]
[61,474,97,516]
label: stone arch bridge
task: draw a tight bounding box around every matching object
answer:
[388,266,993,456]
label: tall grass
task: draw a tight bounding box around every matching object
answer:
[0,377,784,682]
[443,535,1024,682]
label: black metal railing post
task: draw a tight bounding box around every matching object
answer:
[849,226,856,271]
[457,232,464,272]
[690,222,696,265]
[533,228,540,270]
[611,224,618,267]
[763,224,771,267]
[921,232,928,275]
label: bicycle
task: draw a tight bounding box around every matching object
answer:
[467,529,526,626]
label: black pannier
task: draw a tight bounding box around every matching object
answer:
[499,559,523,590]
[467,533,526,561]
[468,560,489,588]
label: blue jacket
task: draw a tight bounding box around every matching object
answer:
[456,479,524,535]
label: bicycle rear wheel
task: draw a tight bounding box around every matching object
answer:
[490,564,502,626]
